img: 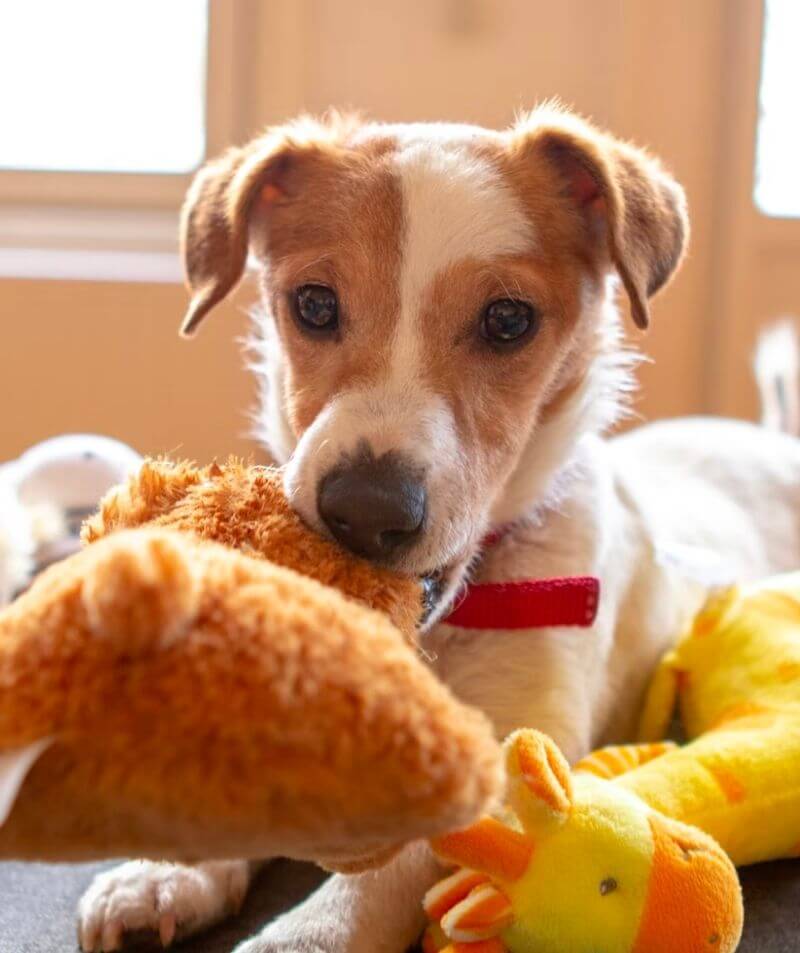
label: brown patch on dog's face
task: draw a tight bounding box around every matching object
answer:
[249,139,404,436]
[417,252,586,471]
[398,131,619,527]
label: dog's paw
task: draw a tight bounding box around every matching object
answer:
[77,859,250,951]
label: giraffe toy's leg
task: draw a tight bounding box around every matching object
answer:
[440,883,514,942]
[424,869,490,921]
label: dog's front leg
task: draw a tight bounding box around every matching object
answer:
[235,841,441,953]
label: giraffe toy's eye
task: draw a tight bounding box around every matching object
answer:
[599,877,618,895]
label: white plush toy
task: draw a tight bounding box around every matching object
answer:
[0,435,141,605]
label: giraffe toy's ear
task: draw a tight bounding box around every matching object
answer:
[504,730,573,836]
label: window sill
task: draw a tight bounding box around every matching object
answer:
[0,205,182,284]
[0,247,182,283]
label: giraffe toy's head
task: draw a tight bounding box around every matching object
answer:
[425,730,743,953]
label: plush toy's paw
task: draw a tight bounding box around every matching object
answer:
[81,530,201,650]
[77,859,250,951]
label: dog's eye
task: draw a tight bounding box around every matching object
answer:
[293,284,339,333]
[481,298,537,346]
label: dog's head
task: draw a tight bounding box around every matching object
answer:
[180,107,687,612]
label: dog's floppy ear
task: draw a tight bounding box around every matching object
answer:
[180,113,360,336]
[513,108,688,329]
[179,135,302,336]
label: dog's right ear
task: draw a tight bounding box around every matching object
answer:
[180,113,360,336]
[179,137,294,337]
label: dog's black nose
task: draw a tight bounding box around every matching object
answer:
[318,454,426,562]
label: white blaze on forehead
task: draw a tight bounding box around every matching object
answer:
[390,140,535,382]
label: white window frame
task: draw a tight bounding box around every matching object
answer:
[703,0,800,418]
[0,1,277,282]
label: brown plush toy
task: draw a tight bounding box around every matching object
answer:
[0,460,501,870]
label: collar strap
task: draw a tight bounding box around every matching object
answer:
[444,576,600,630]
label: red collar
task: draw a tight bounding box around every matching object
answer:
[443,576,600,629]
[442,527,600,629]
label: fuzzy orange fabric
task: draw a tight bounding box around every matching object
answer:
[0,460,502,868]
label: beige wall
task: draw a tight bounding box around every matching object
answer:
[0,0,784,462]
[0,278,260,461]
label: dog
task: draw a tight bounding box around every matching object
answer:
[77,107,800,953]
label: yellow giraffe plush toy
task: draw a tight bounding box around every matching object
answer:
[424,571,800,953]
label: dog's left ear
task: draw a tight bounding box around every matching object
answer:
[512,109,688,329]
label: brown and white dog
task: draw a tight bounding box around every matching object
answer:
[77,109,800,953]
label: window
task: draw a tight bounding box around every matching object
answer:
[0,0,262,281]
[0,0,209,175]
[754,0,800,218]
